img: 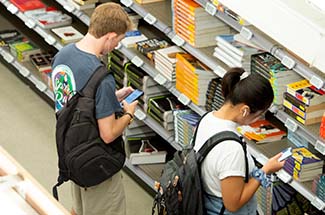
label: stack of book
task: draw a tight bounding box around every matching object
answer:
[237,119,286,144]
[121,31,148,48]
[147,95,184,131]
[175,53,217,106]
[51,26,84,44]
[30,52,54,90]
[174,110,200,147]
[26,9,72,29]
[0,30,25,48]
[135,38,169,62]
[284,79,325,125]
[173,0,231,48]
[312,174,325,203]
[71,0,98,10]
[256,183,272,215]
[154,46,184,82]
[10,0,46,13]
[205,77,224,111]
[9,41,41,62]
[108,50,126,89]
[125,120,155,137]
[283,147,323,182]
[251,53,302,105]
[214,34,261,71]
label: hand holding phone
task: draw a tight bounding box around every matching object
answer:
[278,147,292,162]
[121,89,143,105]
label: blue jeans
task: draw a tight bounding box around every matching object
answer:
[204,194,257,215]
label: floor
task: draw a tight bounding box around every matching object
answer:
[0,61,153,214]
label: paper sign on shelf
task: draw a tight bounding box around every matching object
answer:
[311,196,325,211]
[205,2,217,16]
[240,27,253,40]
[45,35,56,46]
[154,74,167,86]
[315,140,325,155]
[2,52,14,63]
[144,14,157,25]
[277,169,292,184]
[285,118,298,132]
[131,56,144,67]
[7,4,18,14]
[25,19,36,29]
[281,56,296,69]
[121,0,133,7]
[172,34,185,46]
[18,67,31,77]
[36,81,47,92]
[134,109,146,121]
[310,75,324,89]
[178,93,191,105]
[63,4,75,13]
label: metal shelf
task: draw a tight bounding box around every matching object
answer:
[194,0,325,90]
[54,0,91,26]
[134,108,180,150]
[0,47,54,101]
[1,0,64,50]
[119,0,227,77]
[116,44,206,116]
[248,139,325,212]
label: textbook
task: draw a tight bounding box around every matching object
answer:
[237,119,286,144]
[51,26,83,44]
[29,52,54,73]
[0,30,25,47]
[9,0,45,12]
[9,41,41,62]
[136,38,169,61]
[27,10,72,29]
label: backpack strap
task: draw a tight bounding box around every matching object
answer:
[189,111,210,147]
[80,64,111,98]
[197,131,249,183]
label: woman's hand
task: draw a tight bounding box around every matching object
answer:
[262,153,285,174]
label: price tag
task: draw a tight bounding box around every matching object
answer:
[277,170,292,183]
[131,56,144,67]
[3,52,14,63]
[45,35,56,45]
[19,67,30,77]
[178,94,191,105]
[281,56,296,69]
[205,2,217,16]
[240,27,253,40]
[25,19,36,29]
[285,118,298,132]
[154,74,167,85]
[268,103,278,114]
[134,109,146,120]
[315,140,325,155]
[172,35,185,46]
[144,13,157,25]
[311,197,325,211]
[310,75,324,89]
[36,81,47,92]
[213,66,226,77]
[80,15,90,25]
[63,4,75,13]
[121,0,133,7]
[7,4,18,14]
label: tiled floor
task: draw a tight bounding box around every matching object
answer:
[0,62,153,214]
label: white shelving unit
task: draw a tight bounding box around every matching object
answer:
[1,0,324,211]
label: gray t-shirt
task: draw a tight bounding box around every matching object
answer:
[51,43,122,119]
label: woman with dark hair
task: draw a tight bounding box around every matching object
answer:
[194,67,285,214]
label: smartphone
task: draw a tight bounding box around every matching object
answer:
[123,89,144,104]
[278,147,292,162]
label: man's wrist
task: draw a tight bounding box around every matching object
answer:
[124,112,134,124]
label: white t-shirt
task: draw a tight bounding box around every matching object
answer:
[193,112,255,197]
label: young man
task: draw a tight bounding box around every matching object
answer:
[51,3,137,215]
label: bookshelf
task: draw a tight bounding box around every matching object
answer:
[1,0,325,212]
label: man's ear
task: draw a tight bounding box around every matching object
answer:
[106,32,118,41]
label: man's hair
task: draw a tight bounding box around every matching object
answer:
[88,2,132,38]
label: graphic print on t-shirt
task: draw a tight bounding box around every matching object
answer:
[52,64,76,112]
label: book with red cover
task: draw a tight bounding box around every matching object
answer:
[237,119,286,144]
[10,0,46,12]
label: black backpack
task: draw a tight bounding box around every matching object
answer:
[152,113,249,215]
[52,65,126,200]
